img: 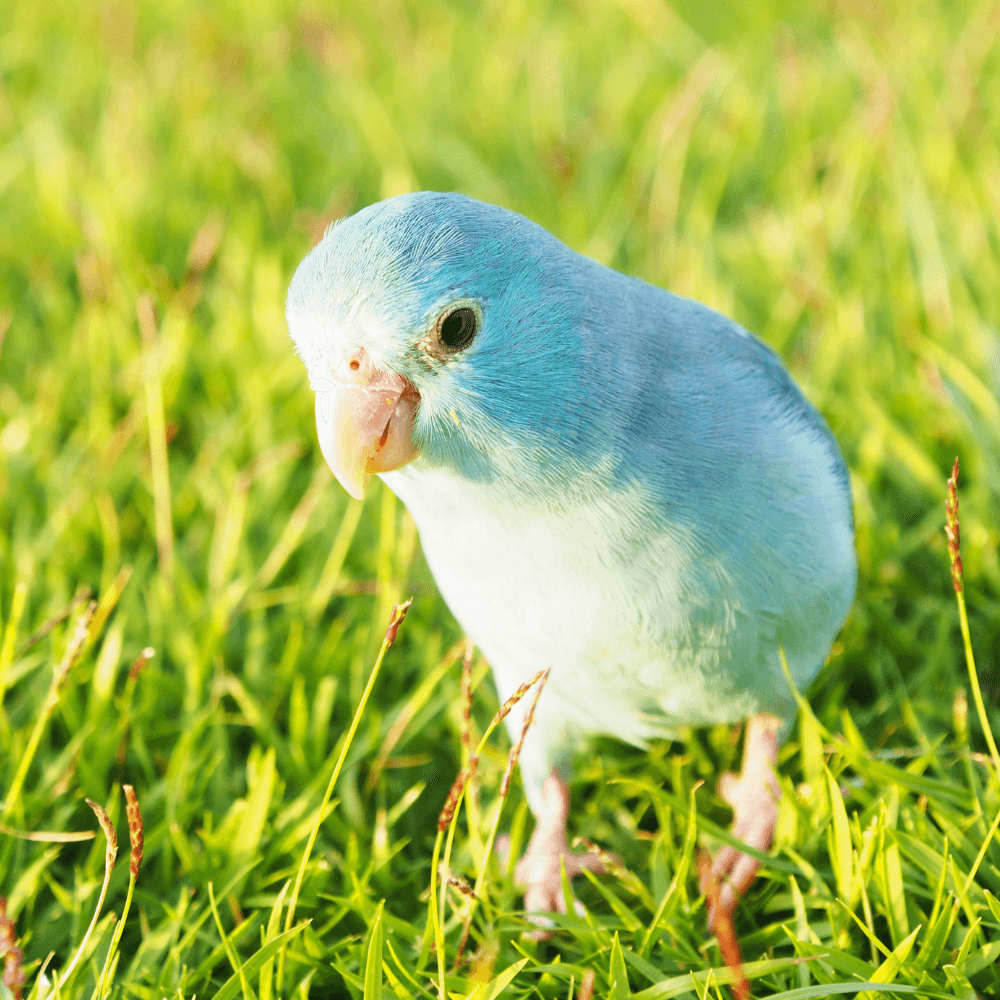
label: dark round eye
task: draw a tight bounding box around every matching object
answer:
[438,306,478,351]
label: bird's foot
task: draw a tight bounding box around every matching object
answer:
[702,712,782,926]
[508,772,614,938]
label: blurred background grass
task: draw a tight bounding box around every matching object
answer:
[1,0,1000,997]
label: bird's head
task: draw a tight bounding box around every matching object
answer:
[286,192,597,499]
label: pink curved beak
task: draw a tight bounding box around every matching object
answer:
[314,348,420,498]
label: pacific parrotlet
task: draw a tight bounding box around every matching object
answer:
[285,191,856,923]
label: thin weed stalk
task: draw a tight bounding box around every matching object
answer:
[1,602,96,821]
[458,640,484,862]
[453,668,550,967]
[945,458,1000,776]
[15,586,91,657]
[53,799,118,991]
[0,579,29,710]
[91,785,144,1000]
[429,667,548,999]
[208,882,255,998]
[138,294,175,587]
[366,638,467,792]
[277,599,412,993]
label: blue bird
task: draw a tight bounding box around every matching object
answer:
[286,192,856,924]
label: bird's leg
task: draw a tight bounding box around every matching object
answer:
[514,771,609,921]
[704,712,782,925]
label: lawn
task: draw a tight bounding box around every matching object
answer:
[1,0,1000,997]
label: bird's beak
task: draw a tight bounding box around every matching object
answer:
[314,347,420,499]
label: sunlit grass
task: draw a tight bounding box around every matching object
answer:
[1,0,1000,997]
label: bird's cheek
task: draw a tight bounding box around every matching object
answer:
[367,390,420,475]
[315,383,420,499]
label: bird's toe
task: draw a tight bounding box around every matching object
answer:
[521,877,586,940]
[717,770,741,807]
[703,714,783,922]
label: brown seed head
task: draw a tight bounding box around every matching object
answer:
[501,669,550,797]
[129,647,155,681]
[447,876,476,898]
[54,601,97,690]
[438,756,479,831]
[945,457,963,594]
[384,599,412,646]
[85,798,118,870]
[123,784,144,879]
[491,668,547,729]
[460,639,474,754]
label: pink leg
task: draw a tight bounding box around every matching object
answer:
[514,771,610,922]
[704,713,782,924]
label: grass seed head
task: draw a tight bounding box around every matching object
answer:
[447,876,475,898]
[129,647,155,681]
[460,638,474,754]
[384,599,412,645]
[491,668,548,730]
[500,668,550,797]
[85,798,118,870]
[945,456,963,593]
[438,757,479,831]
[123,784,144,879]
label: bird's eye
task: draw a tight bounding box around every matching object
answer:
[437,306,478,351]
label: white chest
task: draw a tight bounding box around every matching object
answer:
[380,466,744,720]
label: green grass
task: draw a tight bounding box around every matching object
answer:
[2,0,1000,997]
